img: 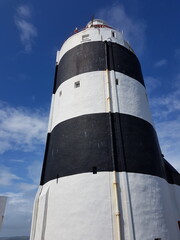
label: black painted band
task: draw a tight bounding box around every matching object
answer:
[40,113,180,186]
[53,41,144,93]
[53,65,58,94]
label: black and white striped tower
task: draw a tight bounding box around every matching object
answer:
[30,19,180,240]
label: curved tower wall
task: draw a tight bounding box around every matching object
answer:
[30,21,180,240]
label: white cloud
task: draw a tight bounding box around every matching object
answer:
[156,119,180,172]
[175,72,180,83]
[0,102,48,154]
[18,183,37,192]
[145,76,161,94]
[154,59,167,68]
[0,158,42,235]
[15,19,37,52]
[0,165,21,186]
[97,3,146,55]
[27,161,42,185]
[15,5,37,52]
[175,48,180,58]
[5,192,26,207]
[1,190,36,236]
[0,101,46,235]
[9,158,25,163]
[0,141,11,155]
[146,76,180,172]
[17,5,31,18]
[151,88,180,119]
[0,163,40,236]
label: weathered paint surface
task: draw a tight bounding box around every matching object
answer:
[31,173,180,240]
[50,71,153,132]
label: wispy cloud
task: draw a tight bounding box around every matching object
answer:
[0,101,46,235]
[9,158,25,163]
[154,59,167,68]
[1,189,36,236]
[27,161,42,184]
[17,5,31,18]
[146,75,180,172]
[18,183,37,192]
[151,88,180,119]
[15,5,37,52]
[0,162,40,235]
[97,3,146,55]
[0,101,48,154]
[175,48,180,58]
[145,76,161,94]
[0,165,21,186]
[156,119,180,172]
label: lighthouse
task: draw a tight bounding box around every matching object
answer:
[30,19,180,240]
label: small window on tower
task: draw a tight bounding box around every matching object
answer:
[178,221,180,230]
[112,31,116,38]
[154,238,161,240]
[116,79,119,85]
[92,166,97,174]
[82,34,90,40]
[59,90,62,96]
[74,81,80,88]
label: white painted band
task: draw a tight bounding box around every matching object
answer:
[48,71,153,133]
[31,172,180,240]
[57,28,126,64]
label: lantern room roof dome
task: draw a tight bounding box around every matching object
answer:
[86,19,112,28]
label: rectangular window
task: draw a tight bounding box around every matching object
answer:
[112,31,116,38]
[178,221,180,230]
[56,174,59,183]
[92,167,97,174]
[82,34,89,39]
[74,81,80,88]
[82,34,90,41]
[116,79,119,85]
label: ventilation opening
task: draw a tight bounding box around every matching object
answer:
[154,238,161,240]
[116,79,119,85]
[92,167,97,174]
[56,174,59,183]
[178,221,180,229]
[74,81,80,88]
[112,31,116,38]
[82,34,90,40]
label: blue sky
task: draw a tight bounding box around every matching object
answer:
[0,0,180,237]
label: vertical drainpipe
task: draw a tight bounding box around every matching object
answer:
[109,41,136,240]
[104,41,121,240]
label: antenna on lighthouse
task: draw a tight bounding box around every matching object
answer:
[91,14,94,26]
